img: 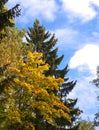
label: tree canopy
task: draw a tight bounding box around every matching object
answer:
[26,19,82,129]
[0,0,20,40]
[0,27,71,130]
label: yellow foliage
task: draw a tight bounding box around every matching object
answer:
[0,42,71,128]
[9,51,71,124]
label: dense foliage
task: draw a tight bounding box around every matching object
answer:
[0,1,96,130]
[26,19,82,129]
[0,0,20,40]
[0,28,71,130]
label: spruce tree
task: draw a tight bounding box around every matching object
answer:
[26,20,67,78]
[26,19,82,130]
[58,81,82,130]
[0,0,21,40]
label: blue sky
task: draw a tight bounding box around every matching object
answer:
[7,0,99,124]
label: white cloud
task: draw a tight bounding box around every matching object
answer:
[68,76,98,121]
[7,0,99,24]
[61,0,99,22]
[68,44,99,121]
[69,44,99,75]
[7,0,58,23]
[53,28,78,47]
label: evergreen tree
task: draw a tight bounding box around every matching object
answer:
[57,79,82,129]
[26,19,82,129]
[0,0,21,39]
[92,66,99,127]
[26,19,66,78]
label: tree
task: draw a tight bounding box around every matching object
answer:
[0,27,25,94]
[0,28,71,129]
[26,19,82,129]
[0,28,26,129]
[92,66,99,127]
[0,0,21,40]
[0,51,71,130]
[57,79,82,129]
[78,120,95,130]
[0,27,25,129]
[26,19,66,78]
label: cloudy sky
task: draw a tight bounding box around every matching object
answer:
[7,0,99,124]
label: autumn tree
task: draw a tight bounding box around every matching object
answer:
[0,51,71,130]
[0,27,25,129]
[0,27,33,129]
[0,27,71,130]
[0,27,26,94]
[26,19,82,129]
